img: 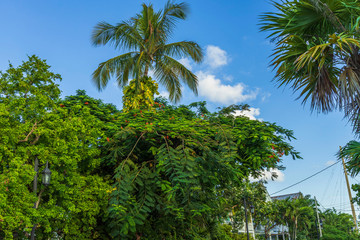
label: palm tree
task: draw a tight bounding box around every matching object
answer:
[260,0,360,133]
[91,1,203,103]
[283,198,313,239]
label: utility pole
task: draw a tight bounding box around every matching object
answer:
[314,197,322,239]
[340,146,359,233]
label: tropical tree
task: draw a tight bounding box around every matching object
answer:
[284,196,314,240]
[260,0,360,133]
[91,1,203,105]
[254,199,288,239]
[321,209,358,240]
[101,100,300,239]
[0,56,112,239]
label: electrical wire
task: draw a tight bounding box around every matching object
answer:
[270,160,341,196]
[320,163,336,203]
[330,163,342,208]
[323,201,350,208]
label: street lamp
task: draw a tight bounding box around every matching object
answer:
[244,197,250,240]
[41,161,51,186]
[244,199,255,240]
[250,204,254,215]
[31,158,51,240]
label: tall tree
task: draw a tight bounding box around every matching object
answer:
[284,197,314,239]
[0,56,112,239]
[260,0,360,133]
[91,1,203,104]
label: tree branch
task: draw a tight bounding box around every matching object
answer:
[35,188,45,209]
[18,122,37,143]
[30,134,40,145]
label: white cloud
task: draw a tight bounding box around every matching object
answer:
[234,107,260,120]
[178,58,192,70]
[223,74,233,82]
[326,160,336,166]
[156,91,169,99]
[205,45,229,68]
[197,71,258,104]
[261,92,271,102]
[250,168,285,182]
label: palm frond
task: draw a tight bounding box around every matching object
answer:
[91,21,144,51]
[338,141,360,177]
[270,33,339,113]
[154,58,182,102]
[92,52,140,90]
[159,1,189,39]
[162,55,198,95]
[298,66,338,113]
[160,41,203,63]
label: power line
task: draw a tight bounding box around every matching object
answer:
[271,160,341,196]
[320,163,336,203]
[351,176,360,184]
[323,201,350,208]
[331,163,341,207]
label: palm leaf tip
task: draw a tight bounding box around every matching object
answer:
[163,1,189,20]
[91,21,114,46]
[338,141,360,177]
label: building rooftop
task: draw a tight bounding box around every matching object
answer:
[271,192,303,201]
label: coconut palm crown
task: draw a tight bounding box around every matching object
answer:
[260,0,360,133]
[91,1,203,103]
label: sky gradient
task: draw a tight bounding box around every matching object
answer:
[0,0,358,215]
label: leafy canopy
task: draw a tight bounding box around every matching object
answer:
[0,56,301,239]
[0,56,112,239]
[101,99,300,239]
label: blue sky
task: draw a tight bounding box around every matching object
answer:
[1,0,359,214]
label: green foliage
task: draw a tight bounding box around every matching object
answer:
[0,56,302,239]
[91,1,203,102]
[0,56,112,239]
[222,181,268,232]
[283,196,315,239]
[102,101,300,239]
[338,140,360,177]
[256,195,315,239]
[321,209,358,240]
[215,224,255,240]
[122,76,160,112]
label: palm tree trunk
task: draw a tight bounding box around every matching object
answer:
[144,65,149,77]
[294,216,298,240]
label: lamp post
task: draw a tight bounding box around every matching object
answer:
[30,158,51,240]
[244,197,250,240]
[42,161,51,186]
[250,203,255,239]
